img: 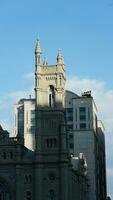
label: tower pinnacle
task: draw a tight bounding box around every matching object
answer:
[35,38,41,54]
[57,49,64,65]
[35,38,41,65]
[43,57,48,65]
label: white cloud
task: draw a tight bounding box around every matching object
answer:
[0,100,8,110]
[67,75,113,132]
[66,75,106,94]
[8,89,34,102]
[23,72,34,80]
[0,119,11,132]
[0,88,35,134]
[107,168,113,177]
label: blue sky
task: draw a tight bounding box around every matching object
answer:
[0,0,113,198]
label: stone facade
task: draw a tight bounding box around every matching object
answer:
[0,40,89,200]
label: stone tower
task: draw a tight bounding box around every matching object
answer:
[34,39,71,200]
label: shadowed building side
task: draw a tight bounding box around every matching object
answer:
[34,38,72,200]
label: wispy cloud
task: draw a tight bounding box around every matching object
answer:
[67,75,113,128]
[0,119,11,132]
[23,72,34,80]
[66,76,106,94]
[0,88,34,134]
[107,168,113,177]
[8,89,34,102]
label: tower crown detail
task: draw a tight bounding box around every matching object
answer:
[35,38,41,54]
[43,57,48,65]
[57,49,64,65]
[35,41,66,109]
[35,38,41,65]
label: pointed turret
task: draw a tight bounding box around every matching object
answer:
[35,38,41,54]
[35,38,41,65]
[43,57,48,65]
[57,49,64,65]
[61,54,64,65]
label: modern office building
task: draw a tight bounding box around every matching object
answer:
[14,98,35,151]
[66,90,107,200]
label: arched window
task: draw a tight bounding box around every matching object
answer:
[54,139,57,147]
[46,138,57,148]
[46,139,49,147]
[48,85,55,108]
[50,139,53,147]
[25,175,28,184]
[10,152,13,159]
[0,183,10,200]
[25,175,32,184]
[49,189,55,200]
[29,175,32,184]
[49,173,55,181]
[26,191,31,200]
[3,152,6,160]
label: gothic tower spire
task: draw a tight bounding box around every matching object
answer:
[57,48,64,65]
[35,37,41,65]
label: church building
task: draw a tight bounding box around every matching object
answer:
[0,39,88,200]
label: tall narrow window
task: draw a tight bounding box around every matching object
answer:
[15,114,17,127]
[79,107,86,121]
[49,94,52,107]
[10,152,13,159]
[75,108,77,121]
[3,152,6,160]
[49,189,55,200]
[26,111,28,124]
[48,85,55,108]
[88,108,90,120]
[26,191,31,200]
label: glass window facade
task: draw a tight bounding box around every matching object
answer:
[18,106,24,135]
[67,124,73,130]
[80,123,86,129]
[66,108,73,122]
[70,143,74,149]
[79,107,86,121]
[30,126,35,134]
[30,110,35,126]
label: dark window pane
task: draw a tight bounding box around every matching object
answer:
[18,106,24,134]
[67,116,73,121]
[79,107,86,112]
[70,143,74,149]
[30,126,35,134]
[80,115,86,121]
[66,108,73,113]
[69,134,73,139]
[75,108,77,121]
[80,123,86,129]
[67,124,73,130]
